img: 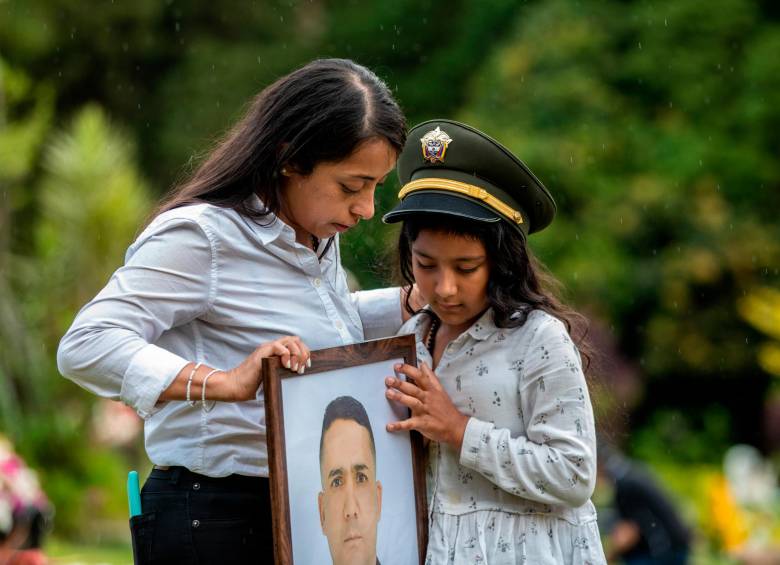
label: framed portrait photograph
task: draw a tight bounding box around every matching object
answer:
[264,334,427,565]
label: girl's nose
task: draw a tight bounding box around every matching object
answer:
[435,270,457,298]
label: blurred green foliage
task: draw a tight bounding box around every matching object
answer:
[631,405,732,465]
[461,0,780,377]
[0,59,150,537]
[739,287,780,377]
[1,0,779,545]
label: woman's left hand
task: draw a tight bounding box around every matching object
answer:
[385,362,470,451]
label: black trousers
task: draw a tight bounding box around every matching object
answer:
[130,467,274,565]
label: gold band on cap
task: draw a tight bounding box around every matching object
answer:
[398,177,524,225]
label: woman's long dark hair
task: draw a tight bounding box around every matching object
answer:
[398,214,594,372]
[148,58,406,223]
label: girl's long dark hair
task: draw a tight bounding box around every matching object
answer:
[398,215,594,372]
[148,58,406,223]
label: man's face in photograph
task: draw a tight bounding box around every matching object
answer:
[318,418,382,565]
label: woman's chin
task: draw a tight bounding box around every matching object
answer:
[313,224,348,240]
[330,222,353,235]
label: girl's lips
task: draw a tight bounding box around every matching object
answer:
[333,223,353,233]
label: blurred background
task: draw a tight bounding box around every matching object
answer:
[1,0,779,563]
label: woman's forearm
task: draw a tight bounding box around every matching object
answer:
[158,363,233,403]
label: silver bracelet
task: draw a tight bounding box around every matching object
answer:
[186,363,202,407]
[201,369,220,412]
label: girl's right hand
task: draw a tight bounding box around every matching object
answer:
[225,335,311,401]
[385,362,470,451]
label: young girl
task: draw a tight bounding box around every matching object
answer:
[384,120,606,564]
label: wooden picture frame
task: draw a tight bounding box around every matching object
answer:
[263,334,427,565]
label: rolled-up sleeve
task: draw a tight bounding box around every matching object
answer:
[458,317,597,507]
[57,218,216,418]
[351,286,402,339]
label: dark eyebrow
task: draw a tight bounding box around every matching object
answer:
[328,468,344,479]
[347,174,389,183]
[412,249,486,262]
[352,463,369,473]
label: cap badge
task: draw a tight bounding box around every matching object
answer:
[420,127,453,163]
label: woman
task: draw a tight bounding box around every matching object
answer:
[384,120,606,564]
[57,58,408,563]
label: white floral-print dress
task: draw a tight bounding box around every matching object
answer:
[399,308,606,565]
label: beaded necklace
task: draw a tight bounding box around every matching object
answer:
[426,316,442,355]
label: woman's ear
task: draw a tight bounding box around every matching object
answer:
[277,142,293,176]
[279,159,303,178]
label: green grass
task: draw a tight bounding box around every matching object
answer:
[42,532,749,564]
[45,538,132,565]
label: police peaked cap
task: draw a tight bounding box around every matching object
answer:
[383,119,556,235]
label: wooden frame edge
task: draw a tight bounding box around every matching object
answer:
[264,355,293,564]
[264,334,427,565]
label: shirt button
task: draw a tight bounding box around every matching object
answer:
[335,321,343,329]
[313,278,321,287]
[193,482,200,491]
[192,519,200,528]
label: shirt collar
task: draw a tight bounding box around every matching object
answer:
[463,308,499,341]
[413,306,499,342]
[243,194,296,247]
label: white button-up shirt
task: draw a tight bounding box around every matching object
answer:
[57,201,401,477]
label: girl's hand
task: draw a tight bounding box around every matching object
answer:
[225,335,310,401]
[385,362,470,451]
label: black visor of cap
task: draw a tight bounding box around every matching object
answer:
[382,191,503,225]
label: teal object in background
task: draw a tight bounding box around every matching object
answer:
[127,470,142,518]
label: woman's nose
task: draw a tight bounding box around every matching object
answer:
[351,187,376,221]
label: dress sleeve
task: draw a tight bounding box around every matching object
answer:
[56,218,216,419]
[458,315,597,507]
[350,287,403,339]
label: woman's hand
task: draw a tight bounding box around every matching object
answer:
[224,335,311,401]
[159,336,311,404]
[385,362,469,451]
